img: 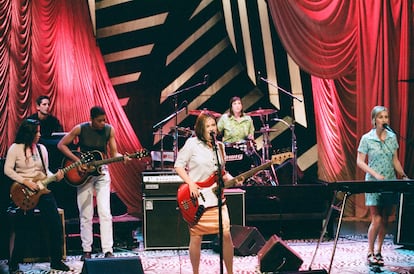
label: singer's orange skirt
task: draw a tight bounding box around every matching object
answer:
[189,205,230,236]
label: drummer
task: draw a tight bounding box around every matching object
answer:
[217,96,255,144]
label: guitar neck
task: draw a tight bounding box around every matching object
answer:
[223,152,293,188]
[92,156,124,166]
[42,159,85,186]
[225,161,273,188]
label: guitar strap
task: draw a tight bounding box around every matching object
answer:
[36,144,47,175]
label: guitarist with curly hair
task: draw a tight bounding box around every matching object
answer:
[58,106,127,261]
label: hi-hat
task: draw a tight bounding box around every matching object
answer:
[188,109,221,118]
[246,109,277,116]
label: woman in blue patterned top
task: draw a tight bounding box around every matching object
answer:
[357,105,408,267]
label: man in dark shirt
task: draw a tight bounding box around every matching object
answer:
[57,106,125,260]
[28,95,63,140]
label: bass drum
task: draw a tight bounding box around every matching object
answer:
[224,147,253,176]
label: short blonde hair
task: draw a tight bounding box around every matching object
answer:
[371,106,388,127]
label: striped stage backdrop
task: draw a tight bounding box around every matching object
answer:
[94,0,317,183]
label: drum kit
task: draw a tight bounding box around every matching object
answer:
[152,106,289,186]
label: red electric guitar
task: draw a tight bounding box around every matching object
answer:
[176,152,293,226]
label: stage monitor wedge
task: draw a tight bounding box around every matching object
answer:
[81,256,144,274]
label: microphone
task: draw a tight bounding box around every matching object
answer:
[209,130,216,145]
[203,74,209,85]
[383,123,395,133]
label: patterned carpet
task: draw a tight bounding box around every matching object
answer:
[1,234,413,274]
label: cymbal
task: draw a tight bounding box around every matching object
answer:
[246,108,277,116]
[188,109,221,118]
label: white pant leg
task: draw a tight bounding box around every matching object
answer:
[95,166,113,253]
[77,180,95,252]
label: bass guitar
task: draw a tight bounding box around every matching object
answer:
[63,149,149,187]
[177,152,293,226]
[10,152,94,211]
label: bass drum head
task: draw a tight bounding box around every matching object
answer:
[224,147,253,176]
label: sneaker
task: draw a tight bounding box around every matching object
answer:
[81,252,92,261]
[104,251,114,258]
[367,253,379,266]
[375,253,384,266]
[50,261,70,271]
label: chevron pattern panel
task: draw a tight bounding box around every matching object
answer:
[94,0,317,183]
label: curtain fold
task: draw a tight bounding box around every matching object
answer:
[268,0,413,217]
[0,0,145,215]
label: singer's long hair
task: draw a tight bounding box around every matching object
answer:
[14,119,40,160]
[194,112,217,143]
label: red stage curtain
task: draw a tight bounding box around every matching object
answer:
[0,0,146,216]
[268,0,413,216]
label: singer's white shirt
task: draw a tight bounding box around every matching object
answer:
[174,137,225,182]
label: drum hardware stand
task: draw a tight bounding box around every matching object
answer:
[153,75,207,168]
[153,112,180,170]
[258,115,279,186]
[166,76,208,160]
[258,73,302,185]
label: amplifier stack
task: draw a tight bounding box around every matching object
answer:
[142,170,245,250]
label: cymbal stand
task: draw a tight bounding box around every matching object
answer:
[166,76,207,160]
[258,73,302,185]
[260,125,271,162]
[159,127,165,170]
[259,115,279,185]
[153,109,183,169]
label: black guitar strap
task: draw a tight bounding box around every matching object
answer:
[36,144,47,175]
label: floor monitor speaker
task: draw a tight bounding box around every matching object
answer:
[81,256,144,274]
[231,225,266,256]
[277,270,328,274]
[258,234,303,272]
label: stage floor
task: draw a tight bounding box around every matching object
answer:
[1,220,414,274]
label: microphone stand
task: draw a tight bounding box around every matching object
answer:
[259,74,302,185]
[153,111,182,170]
[167,77,207,160]
[210,132,224,274]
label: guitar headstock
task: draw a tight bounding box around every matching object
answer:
[271,152,293,165]
[127,149,150,159]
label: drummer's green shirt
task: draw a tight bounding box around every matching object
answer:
[217,113,255,143]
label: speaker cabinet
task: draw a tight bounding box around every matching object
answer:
[143,197,189,249]
[81,256,144,274]
[143,188,245,250]
[395,193,414,246]
[258,234,303,272]
[231,225,266,256]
